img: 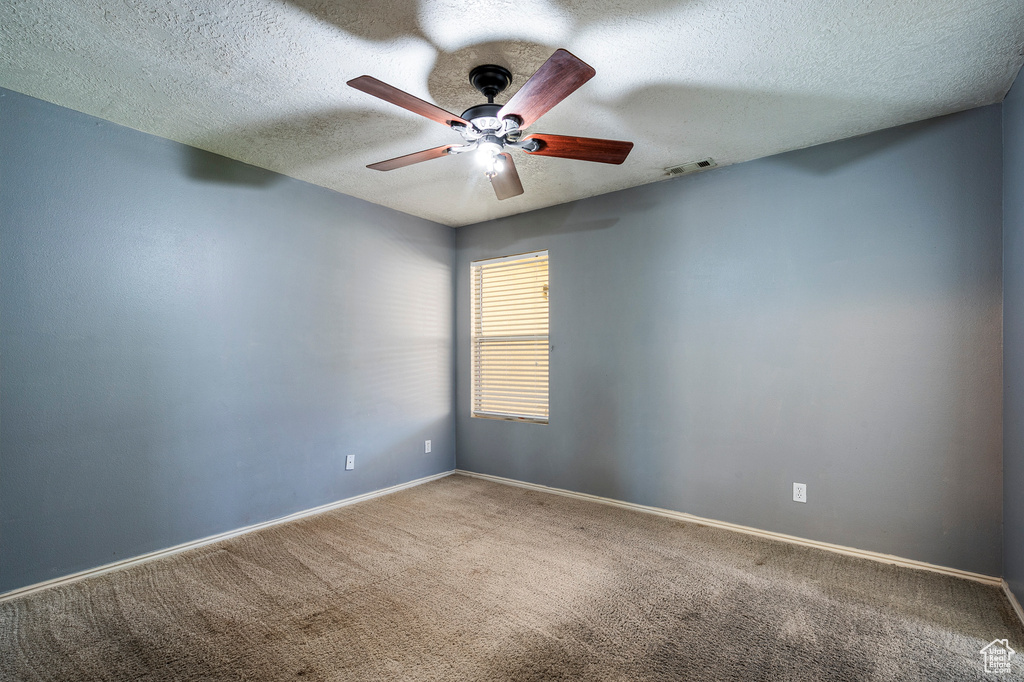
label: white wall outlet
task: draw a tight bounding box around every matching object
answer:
[345,455,355,471]
[424,440,431,454]
[793,482,807,503]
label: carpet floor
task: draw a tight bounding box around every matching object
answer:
[2,474,1022,681]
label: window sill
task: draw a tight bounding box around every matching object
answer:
[472,413,548,425]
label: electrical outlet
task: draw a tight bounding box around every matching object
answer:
[424,440,431,454]
[793,482,807,503]
[345,455,355,471]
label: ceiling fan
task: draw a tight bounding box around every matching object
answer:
[347,49,634,200]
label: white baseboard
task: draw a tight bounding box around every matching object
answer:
[0,470,455,603]
[455,469,1003,587]
[6,468,1015,617]
[1004,580,1024,629]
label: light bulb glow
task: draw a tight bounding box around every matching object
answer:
[477,141,501,164]
[477,140,505,178]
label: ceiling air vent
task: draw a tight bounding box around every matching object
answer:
[665,158,717,176]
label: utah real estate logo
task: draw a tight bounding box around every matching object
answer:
[980,639,1016,674]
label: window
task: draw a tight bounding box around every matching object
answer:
[471,251,549,423]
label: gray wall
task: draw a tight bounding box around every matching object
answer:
[1006,74,1024,602]
[0,89,455,593]
[1,81,1009,593]
[455,105,1004,576]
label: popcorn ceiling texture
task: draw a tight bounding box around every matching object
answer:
[2,0,1023,226]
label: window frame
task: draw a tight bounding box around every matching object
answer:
[470,250,549,424]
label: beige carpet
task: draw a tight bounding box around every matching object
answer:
[1,474,1022,681]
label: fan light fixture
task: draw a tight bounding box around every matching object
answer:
[477,140,504,177]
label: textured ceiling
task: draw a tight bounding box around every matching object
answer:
[2,0,1024,227]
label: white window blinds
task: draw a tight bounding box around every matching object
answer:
[471,251,549,423]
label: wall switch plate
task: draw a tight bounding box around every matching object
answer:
[793,482,807,503]
[425,440,431,454]
[345,455,355,471]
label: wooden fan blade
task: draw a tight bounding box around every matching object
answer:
[523,134,633,164]
[348,76,469,127]
[490,153,524,200]
[367,145,453,171]
[497,49,596,130]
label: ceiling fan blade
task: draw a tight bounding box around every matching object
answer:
[367,145,454,171]
[497,49,596,130]
[522,134,634,164]
[348,76,469,128]
[490,153,524,200]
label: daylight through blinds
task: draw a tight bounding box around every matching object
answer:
[471,251,549,422]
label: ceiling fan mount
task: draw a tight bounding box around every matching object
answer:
[467,64,513,103]
[347,49,634,200]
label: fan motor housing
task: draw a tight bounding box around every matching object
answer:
[461,103,502,121]
[462,102,502,129]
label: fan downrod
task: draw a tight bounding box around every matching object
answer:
[469,65,512,103]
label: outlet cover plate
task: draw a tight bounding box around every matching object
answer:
[425,440,431,453]
[793,482,807,503]
[345,455,355,471]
